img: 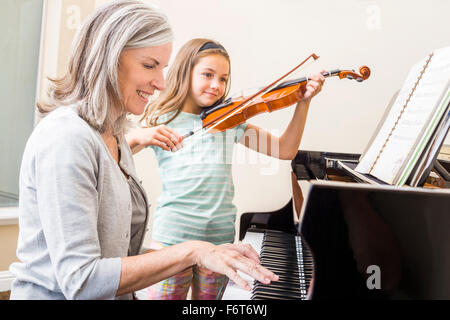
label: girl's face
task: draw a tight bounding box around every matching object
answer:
[117,42,172,115]
[187,54,229,111]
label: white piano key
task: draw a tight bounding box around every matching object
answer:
[241,231,264,253]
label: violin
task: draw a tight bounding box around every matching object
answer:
[182,54,370,139]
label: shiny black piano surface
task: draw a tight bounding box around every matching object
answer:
[301,181,450,299]
[238,150,450,300]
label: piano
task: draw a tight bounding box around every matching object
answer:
[222,150,450,300]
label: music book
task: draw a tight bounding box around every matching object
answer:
[354,46,450,186]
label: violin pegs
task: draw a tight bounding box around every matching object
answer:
[356,78,363,82]
[346,75,354,80]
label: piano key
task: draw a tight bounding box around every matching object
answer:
[252,286,303,299]
[222,230,313,300]
[254,280,302,291]
[252,292,294,300]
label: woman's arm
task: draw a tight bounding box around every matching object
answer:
[125,125,183,154]
[117,241,277,296]
[239,73,325,160]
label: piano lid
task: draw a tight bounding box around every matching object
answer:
[299,180,450,300]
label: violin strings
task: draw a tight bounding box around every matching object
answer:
[182,95,258,143]
[182,88,264,142]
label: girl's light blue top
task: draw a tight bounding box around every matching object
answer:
[150,111,247,245]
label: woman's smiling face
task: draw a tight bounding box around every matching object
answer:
[117,42,172,115]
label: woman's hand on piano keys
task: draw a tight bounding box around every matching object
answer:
[194,241,279,291]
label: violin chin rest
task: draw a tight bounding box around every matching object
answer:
[200,97,233,120]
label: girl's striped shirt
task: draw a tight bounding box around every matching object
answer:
[149,111,247,245]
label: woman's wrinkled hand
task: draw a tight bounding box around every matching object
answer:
[194,241,278,291]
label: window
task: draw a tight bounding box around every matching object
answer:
[0,0,43,207]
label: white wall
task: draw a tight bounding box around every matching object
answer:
[39,0,450,245]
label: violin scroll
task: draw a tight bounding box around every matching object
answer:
[358,66,371,80]
[338,66,371,82]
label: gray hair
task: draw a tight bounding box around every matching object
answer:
[37,0,173,137]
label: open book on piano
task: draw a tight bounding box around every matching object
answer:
[354,46,450,187]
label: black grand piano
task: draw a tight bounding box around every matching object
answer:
[222,149,450,300]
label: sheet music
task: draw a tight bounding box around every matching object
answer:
[356,58,426,174]
[409,106,450,186]
[356,46,450,185]
[337,160,381,185]
[395,84,450,185]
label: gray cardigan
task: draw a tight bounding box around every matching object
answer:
[9,107,149,300]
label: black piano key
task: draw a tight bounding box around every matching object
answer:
[255,275,302,288]
[246,229,314,300]
[252,286,303,299]
[259,258,299,267]
[253,287,303,299]
[252,292,294,300]
[255,280,301,291]
[269,274,301,281]
[252,283,304,296]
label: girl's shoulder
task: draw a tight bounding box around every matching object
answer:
[158,111,201,128]
[154,111,175,125]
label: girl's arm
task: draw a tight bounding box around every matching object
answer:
[125,125,183,154]
[239,73,325,160]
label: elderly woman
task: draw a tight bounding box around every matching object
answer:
[9,0,277,300]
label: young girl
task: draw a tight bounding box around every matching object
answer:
[127,38,325,300]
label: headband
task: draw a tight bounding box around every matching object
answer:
[199,42,226,52]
